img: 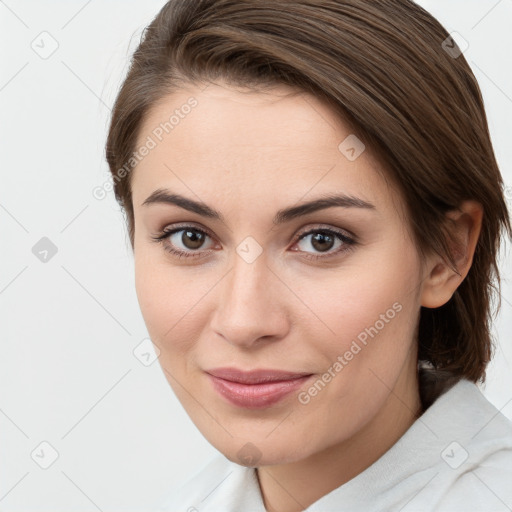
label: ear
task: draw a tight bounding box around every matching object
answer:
[421,200,483,309]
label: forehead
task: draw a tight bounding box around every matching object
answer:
[131,82,397,214]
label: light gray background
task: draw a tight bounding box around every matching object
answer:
[1,1,511,511]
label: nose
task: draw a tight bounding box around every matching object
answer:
[210,251,290,349]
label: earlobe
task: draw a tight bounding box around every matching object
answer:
[420,200,483,309]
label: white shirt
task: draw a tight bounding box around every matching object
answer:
[154,378,512,511]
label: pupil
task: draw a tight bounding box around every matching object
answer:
[183,230,204,249]
[312,233,333,252]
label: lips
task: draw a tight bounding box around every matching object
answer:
[205,367,313,409]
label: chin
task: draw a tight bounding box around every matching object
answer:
[216,436,315,468]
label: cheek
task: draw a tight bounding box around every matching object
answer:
[312,253,420,369]
[300,268,420,426]
[133,254,213,357]
[314,283,400,370]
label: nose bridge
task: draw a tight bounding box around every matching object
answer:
[212,248,286,347]
[229,250,268,306]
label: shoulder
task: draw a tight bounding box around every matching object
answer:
[433,450,512,512]
[153,454,232,511]
[429,379,512,511]
[153,453,264,512]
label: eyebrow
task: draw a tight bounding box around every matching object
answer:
[141,188,376,224]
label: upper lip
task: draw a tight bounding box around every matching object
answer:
[206,367,312,384]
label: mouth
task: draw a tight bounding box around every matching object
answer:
[205,367,313,409]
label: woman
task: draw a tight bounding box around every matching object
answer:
[105,0,512,510]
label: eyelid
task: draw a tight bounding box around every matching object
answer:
[156,221,356,242]
[151,221,358,260]
[161,221,215,235]
[295,223,356,240]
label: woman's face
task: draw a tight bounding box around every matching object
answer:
[131,82,427,466]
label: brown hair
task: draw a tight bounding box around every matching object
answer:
[105,0,511,408]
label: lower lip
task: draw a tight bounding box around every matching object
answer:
[207,374,313,409]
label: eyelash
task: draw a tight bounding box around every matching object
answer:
[150,224,357,261]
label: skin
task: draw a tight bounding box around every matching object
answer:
[130,81,483,512]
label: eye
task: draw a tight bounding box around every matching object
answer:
[291,226,356,260]
[151,224,357,261]
[151,225,216,259]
